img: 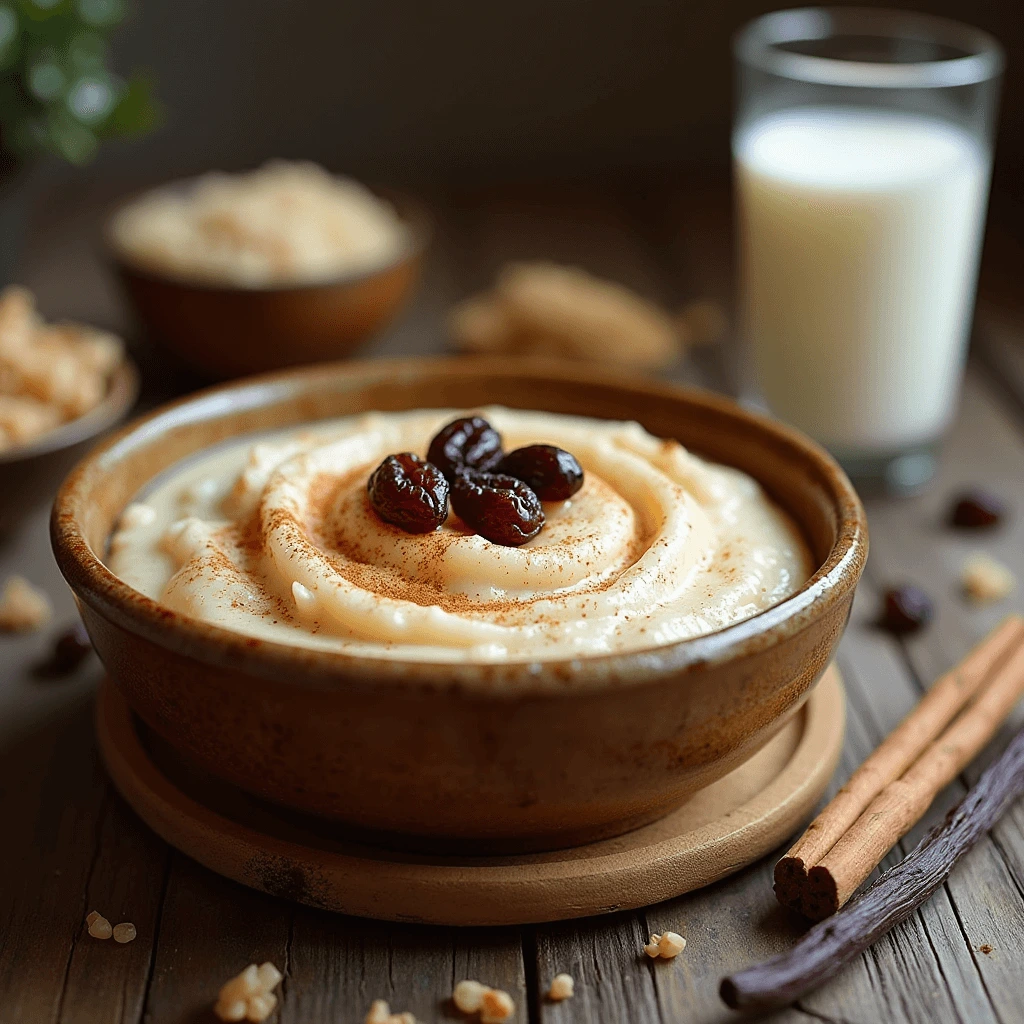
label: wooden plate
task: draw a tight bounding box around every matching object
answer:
[96,667,845,926]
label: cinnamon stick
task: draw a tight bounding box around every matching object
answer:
[721,719,1024,1013]
[774,615,1024,912]
[800,635,1024,919]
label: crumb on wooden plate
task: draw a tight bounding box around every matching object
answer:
[451,979,515,1021]
[215,962,283,1022]
[961,552,1015,604]
[644,931,686,959]
[112,922,136,944]
[0,575,52,632]
[978,944,993,955]
[547,973,574,1001]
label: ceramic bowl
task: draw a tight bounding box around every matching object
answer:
[107,187,430,381]
[51,357,867,852]
[0,359,138,535]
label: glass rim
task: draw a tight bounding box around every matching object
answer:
[735,7,1004,89]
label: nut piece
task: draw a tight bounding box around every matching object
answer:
[216,962,283,1023]
[453,980,488,1013]
[644,931,686,959]
[220,965,262,1003]
[245,993,277,1023]
[547,973,575,1001]
[112,922,137,944]
[364,999,417,1024]
[480,987,515,1023]
[657,931,687,958]
[256,962,283,991]
[215,1000,248,1023]
[962,553,1015,604]
[365,1001,392,1024]
[86,911,112,940]
[452,980,514,1021]
[0,576,52,632]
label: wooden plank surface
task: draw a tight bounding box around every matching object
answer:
[1,175,1023,1023]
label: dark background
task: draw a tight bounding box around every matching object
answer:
[89,0,1023,190]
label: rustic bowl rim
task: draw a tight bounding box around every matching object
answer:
[51,356,868,695]
[103,178,432,295]
[0,358,139,465]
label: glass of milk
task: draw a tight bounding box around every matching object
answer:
[734,8,1002,492]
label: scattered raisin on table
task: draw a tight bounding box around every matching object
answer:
[52,622,93,672]
[450,472,544,546]
[367,453,450,533]
[497,444,584,501]
[427,416,503,481]
[950,489,1006,528]
[879,585,933,635]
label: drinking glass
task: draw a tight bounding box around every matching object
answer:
[733,8,1003,492]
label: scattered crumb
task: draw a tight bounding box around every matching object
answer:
[112,922,136,944]
[978,944,993,955]
[480,988,515,1024]
[215,962,283,1022]
[644,931,686,959]
[86,911,112,940]
[547,973,574,1001]
[961,552,1015,604]
[0,575,52,632]
[452,979,514,1022]
[453,980,488,1013]
[364,1000,416,1024]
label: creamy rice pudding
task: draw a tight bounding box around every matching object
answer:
[107,408,811,663]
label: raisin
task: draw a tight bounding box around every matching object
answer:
[426,416,503,481]
[451,472,544,546]
[879,585,933,635]
[367,453,449,533]
[52,622,93,672]
[498,444,584,501]
[950,489,1005,528]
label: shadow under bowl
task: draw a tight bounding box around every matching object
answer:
[107,189,431,381]
[0,360,139,536]
[51,356,867,853]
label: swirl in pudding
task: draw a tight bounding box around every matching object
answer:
[107,407,811,662]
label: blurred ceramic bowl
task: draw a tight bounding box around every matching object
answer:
[106,186,430,380]
[52,357,866,852]
[0,358,138,535]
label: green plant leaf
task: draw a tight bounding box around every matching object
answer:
[46,106,96,162]
[100,69,157,137]
[75,0,124,28]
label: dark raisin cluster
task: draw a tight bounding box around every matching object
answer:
[366,415,584,546]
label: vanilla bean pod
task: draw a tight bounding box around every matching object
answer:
[721,721,1024,1013]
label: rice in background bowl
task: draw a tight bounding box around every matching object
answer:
[109,161,411,289]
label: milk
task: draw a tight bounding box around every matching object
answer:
[735,107,991,454]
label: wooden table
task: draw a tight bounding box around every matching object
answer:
[3,176,1024,1024]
